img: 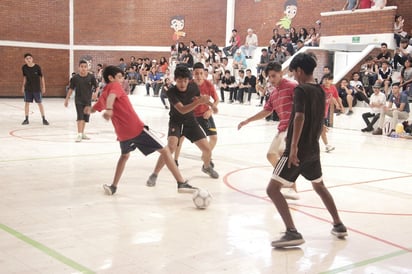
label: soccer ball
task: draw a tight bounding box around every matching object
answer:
[192,189,212,209]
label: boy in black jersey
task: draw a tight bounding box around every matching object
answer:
[268,53,347,248]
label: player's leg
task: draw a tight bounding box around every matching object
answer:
[268,155,304,248]
[103,152,130,195]
[173,136,185,166]
[34,92,49,125]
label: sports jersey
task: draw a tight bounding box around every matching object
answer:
[93,81,144,141]
[167,82,200,126]
[193,80,218,117]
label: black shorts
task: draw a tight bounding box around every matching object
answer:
[75,104,90,122]
[119,127,164,155]
[271,154,323,186]
[24,91,42,103]
[196,116,217,136]
[168,121,206,143]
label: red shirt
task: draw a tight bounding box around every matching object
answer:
[321,84,339,118]
[93,81,144,141]
[359,0,372,9]
[193,79,219,117]
[264,78,297,132]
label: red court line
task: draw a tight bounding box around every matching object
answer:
[223,166,412,252]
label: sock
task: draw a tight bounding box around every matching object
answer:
[287,228,297,233]
[25,115,28,120]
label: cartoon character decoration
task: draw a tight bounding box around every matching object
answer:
[170,16,186,41]
[276,0,298,31]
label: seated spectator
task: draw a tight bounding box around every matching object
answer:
[122,73,131,95]
[280,36,295,56]
[338,79,357,115]
[350,72,370,104]
[223,29,241,57]
[375,43,392,64]
[376,60,392,96]
[233,49,248,70]
[394,15,408,48]
[343,0,359,11]
[393,38,412,70]
[178,47,194,69]
[256,48,270,75]
[296,39,305,52]
[304,28,320,47]
[360,56,379,93]
[400,56,412,96]
[206,39,220,53]
[319,65,332,85]
[240,28,258,59]
[289,27,299,45]
[371,0,386,9]
[297,28,308,42]
[145,66,163,96]
[271,44,286,64]
[373,83,410,135]
[220,70,237,103]
[127,66,139,95]
[361,82,386,132]
[359,0,372,9]
[269,28,282,53]
[158,57,169,77]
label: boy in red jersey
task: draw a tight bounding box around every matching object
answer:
[91,66,196,195]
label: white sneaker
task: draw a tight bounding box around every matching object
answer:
[281,188,300,200]
[75,134,82,142]
[82,134,90,140]
[325,144,335,153]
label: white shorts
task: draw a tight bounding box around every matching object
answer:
[267,131,286,156]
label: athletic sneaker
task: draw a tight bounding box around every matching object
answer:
[103,184,117,195]
[281,188,300,200]
[82,134,90,140]
[43,119,49,125]
[146,173,158,187]
[210,160,215,168]
[22,119,29,125]
[271,230,305,248]
[325,144,335,153]
[177,181,197,194]
[75,134,82,142]
[331,223,348,238]
[202,165,219,179]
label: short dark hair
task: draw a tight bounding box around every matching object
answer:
[174,65,191,79]
[232,29,237,32]
[265,62,282,75]
[324,73,334,80]
[102,65,123,83]
[238,69,245,74]
[224,70,231,74]
[289,53,317,75]
[79,60,88,66]
[392,82,401,87]
[24,53,32,58]
[381,42,388,47]
[193,62,204,70]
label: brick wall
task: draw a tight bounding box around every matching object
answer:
[1,0,411,97]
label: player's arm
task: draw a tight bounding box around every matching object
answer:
[22,76,26,94]
[288,112,304,168]
[238,109,272,130]
[173,95,210,114]
[102,93,116,120]
[64,88,74,107]
[40,74,46,94]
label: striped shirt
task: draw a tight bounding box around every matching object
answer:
[264,78,297,132]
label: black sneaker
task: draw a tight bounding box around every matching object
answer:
[103,184,117,195]
[210,160,215,168]
[202,165,219,179]
[22,119,29,125]
[271,230,305,248]
[177,181,197,194]
[331,223,348,238]
[43,119,49,125]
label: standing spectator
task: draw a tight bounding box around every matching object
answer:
[243,69,257,104]
[64,60,98,142]
[21,53,49,126]
[160,78,172,109]
[343,0,359,11]
[321,74,341,152]
[359,0,372,9]
[372,0,387,9]
[240,28,258,59]
[267,53,347,248]
[223,29,241,57]
[118,58,127,72]
[361,83,386,132]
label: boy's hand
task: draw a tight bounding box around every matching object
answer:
[288,146,300,168]
[103,110,113,120]
[83,106,91,115]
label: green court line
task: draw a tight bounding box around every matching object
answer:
[320,249,410,274]
[0,223,95,274]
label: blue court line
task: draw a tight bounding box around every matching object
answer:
[0,223,95,274]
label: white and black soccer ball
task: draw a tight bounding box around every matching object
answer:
[192,188,212,209]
